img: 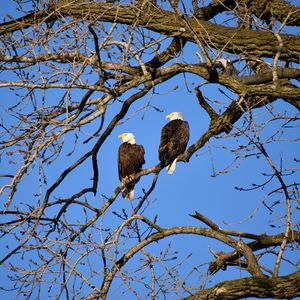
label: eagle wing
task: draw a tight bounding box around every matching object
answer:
[159,120,189,166]
[118,143,145,181]
[118,143,145,199]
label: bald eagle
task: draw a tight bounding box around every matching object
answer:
[159,112,189,175]
[118,133,145,200]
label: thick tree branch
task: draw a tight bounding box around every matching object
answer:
[208,231,300,275]
[194,0,236,21]
[183,270,300,300]
[1,2,299,62]
[191,211,261,240]
[86,224,264,299]
[238,67,300,85]
[145,37,187,71]
[180,88,275,164]
[249,0,300,26]
[55,3,300,63]
[194,88,219,120]
[191,211,300,275]
[195,0,300,26]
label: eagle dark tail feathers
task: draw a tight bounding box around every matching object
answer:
[159,160,167,168]
[159,154,171,168]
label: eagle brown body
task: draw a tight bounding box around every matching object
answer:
[159,112,189,174]
[118,134,145,200]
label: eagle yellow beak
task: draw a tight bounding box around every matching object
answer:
[118,134,124,139]
[166,114,172,119]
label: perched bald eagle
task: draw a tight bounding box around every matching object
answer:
[159,112,189,175]
[118,133,145,200]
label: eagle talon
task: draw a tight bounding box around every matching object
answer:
[121,174,135,184]
[121,176,128,183]
[127,174,135,182]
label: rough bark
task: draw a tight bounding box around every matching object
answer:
[208,231,300,275]
[48,3,300,63]
[249,0,300,26]
[194,0,300,26]
[0,2,299,62]
[183,270,300,300]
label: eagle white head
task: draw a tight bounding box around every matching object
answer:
[118,132,136,144]
[166,112,184,121]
